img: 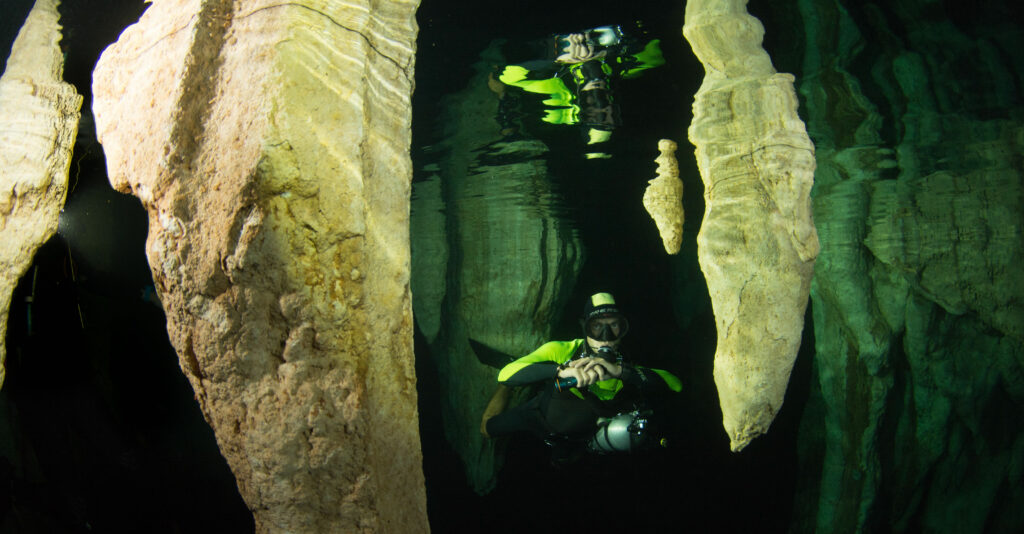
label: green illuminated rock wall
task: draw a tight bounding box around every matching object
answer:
[782,0,1024,531]
[411,43,584,494]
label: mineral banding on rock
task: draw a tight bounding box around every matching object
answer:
[642,139,684,255]
[92,0,427,531]
[0,0,82,388]
[683,0,820,451]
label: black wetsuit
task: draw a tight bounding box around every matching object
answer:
[485,339,681,441]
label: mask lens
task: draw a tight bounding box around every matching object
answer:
[585,315,628,341]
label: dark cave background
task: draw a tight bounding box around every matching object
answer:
[2,0,1021,533]
[1,1,253,532]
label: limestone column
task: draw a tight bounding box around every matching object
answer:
[92,0,427,531]
[682,0,819,451]
[0,0,82,388]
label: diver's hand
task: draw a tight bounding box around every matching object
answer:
[557,361,602,388]
[558,357,619,386]
[556,33,606,64]
[580,357,622,380]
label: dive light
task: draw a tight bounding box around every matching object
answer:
[555,347,620,391]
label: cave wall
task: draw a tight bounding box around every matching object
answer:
[411,42,584,494]
[786,0,1024,531]
[0,0,81,388]
[90,0,428,531]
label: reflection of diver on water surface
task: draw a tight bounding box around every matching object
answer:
[493,24,665,159]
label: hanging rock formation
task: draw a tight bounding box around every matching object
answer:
[91,0,427,532]
[788,0,1024,531]
[682,0,819,451]
[642,139,684,255]
[411,42,584,494]
[0,0,82,389]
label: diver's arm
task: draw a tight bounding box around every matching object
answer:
[559,359,607,388]
[498,362,560,386]
[573,348,682,393]
[619,365,683,393]
[496,341,579,387]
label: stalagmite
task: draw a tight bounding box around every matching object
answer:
[642,139,684,254]
[682,0,819,451]
[91,0,427,531]
[0,0,82,388]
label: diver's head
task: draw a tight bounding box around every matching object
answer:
[580,292,629,352]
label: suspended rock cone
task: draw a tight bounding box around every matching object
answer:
[642,139,684,255]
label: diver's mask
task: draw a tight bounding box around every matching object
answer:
[583,313,629,342]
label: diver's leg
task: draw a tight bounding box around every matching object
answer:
[483,394,547,439]
[480,384,511,438]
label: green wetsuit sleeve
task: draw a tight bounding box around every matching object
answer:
[620,365,682,393]
[497,340,579,386]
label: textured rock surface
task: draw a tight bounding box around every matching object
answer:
[91,1,427,532]
[411,43,584,493]
[683,0,819,451]
[0,0,82,389]
[642,139,684,254]
[788,0,1024,531]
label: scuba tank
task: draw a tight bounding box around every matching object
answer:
[587,409,668,453]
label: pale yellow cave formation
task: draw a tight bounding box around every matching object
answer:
[683,0,819,451]
[91,0,428,531]
[0,0,82,389]
[643,138,685,255]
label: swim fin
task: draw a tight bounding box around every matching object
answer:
[468,338,516,369]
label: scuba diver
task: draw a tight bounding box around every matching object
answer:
[480,292,682,464]
[495,24,665,159]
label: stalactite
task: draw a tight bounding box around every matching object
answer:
[0,0,82,388]
[642,139,684,255]
[682,0,819,451]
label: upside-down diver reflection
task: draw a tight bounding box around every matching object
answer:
[494,24,665,159]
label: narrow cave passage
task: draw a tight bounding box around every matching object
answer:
[2,0,814,531]
[410,1,814,531]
